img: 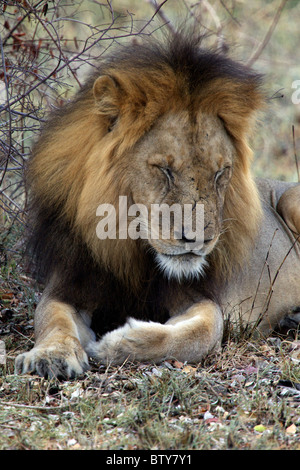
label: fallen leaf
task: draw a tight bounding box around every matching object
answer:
[0,290,14,300]
[286,424,297,435]
[182,365,197,376]
[173,360,184,369]
[254,424,266,433]
[205,417,220,424]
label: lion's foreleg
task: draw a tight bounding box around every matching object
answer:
[277,184,300,235]
[87,300,223,365]
[15,295,94,378]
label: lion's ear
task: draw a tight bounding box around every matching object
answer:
[93,75,121,120]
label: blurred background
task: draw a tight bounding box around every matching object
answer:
[1,0,300,254]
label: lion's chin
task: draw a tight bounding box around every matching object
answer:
[155,252,208,281]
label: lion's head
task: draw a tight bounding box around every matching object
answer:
[28,34,264,290]
[102,109,237,281]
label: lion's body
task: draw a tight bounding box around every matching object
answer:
[222,179,300,332]
[15,35,300,378]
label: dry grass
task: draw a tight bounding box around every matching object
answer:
[1,254,300,450]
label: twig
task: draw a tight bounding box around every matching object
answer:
[247,0,289,67]
[29,6,83,88]
[146,0,176,34]
[2,0,45,46]
[248,229,278,331]
[263,233,300,316]
[292,125,299,182]
[0,34,12,188]
[219,0,241,26]
[139,0,171,34]
[0,400,71,412]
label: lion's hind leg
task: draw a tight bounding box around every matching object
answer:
[277,184,300,235]
[87,300,223,365]
[15,297,94,379]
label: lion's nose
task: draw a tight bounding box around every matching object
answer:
[173,228,195,243]
[181,229,195,243]
[174,228,203,241]
[181,233,214,244]
[176,228,215,245]
[175,220,216,244]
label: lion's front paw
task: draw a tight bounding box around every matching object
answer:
[15,336,90,379]
[87,318,170,365]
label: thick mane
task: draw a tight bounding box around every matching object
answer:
[27,34,264,294]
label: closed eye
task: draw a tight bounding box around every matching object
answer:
[214,166,231,186]
[214,168,224,183]
[160,167,174,186]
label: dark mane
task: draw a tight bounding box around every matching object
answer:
[88,33,262,92]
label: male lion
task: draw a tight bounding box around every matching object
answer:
[15,35,300,379]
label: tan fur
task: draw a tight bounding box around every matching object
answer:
[15,37,300,377]
[277,185,300,235]
[15,297,92,378]
[91,300,223,364]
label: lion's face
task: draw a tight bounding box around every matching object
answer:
[126,110,235,280]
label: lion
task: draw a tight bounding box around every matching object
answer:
[15,34,300,379]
